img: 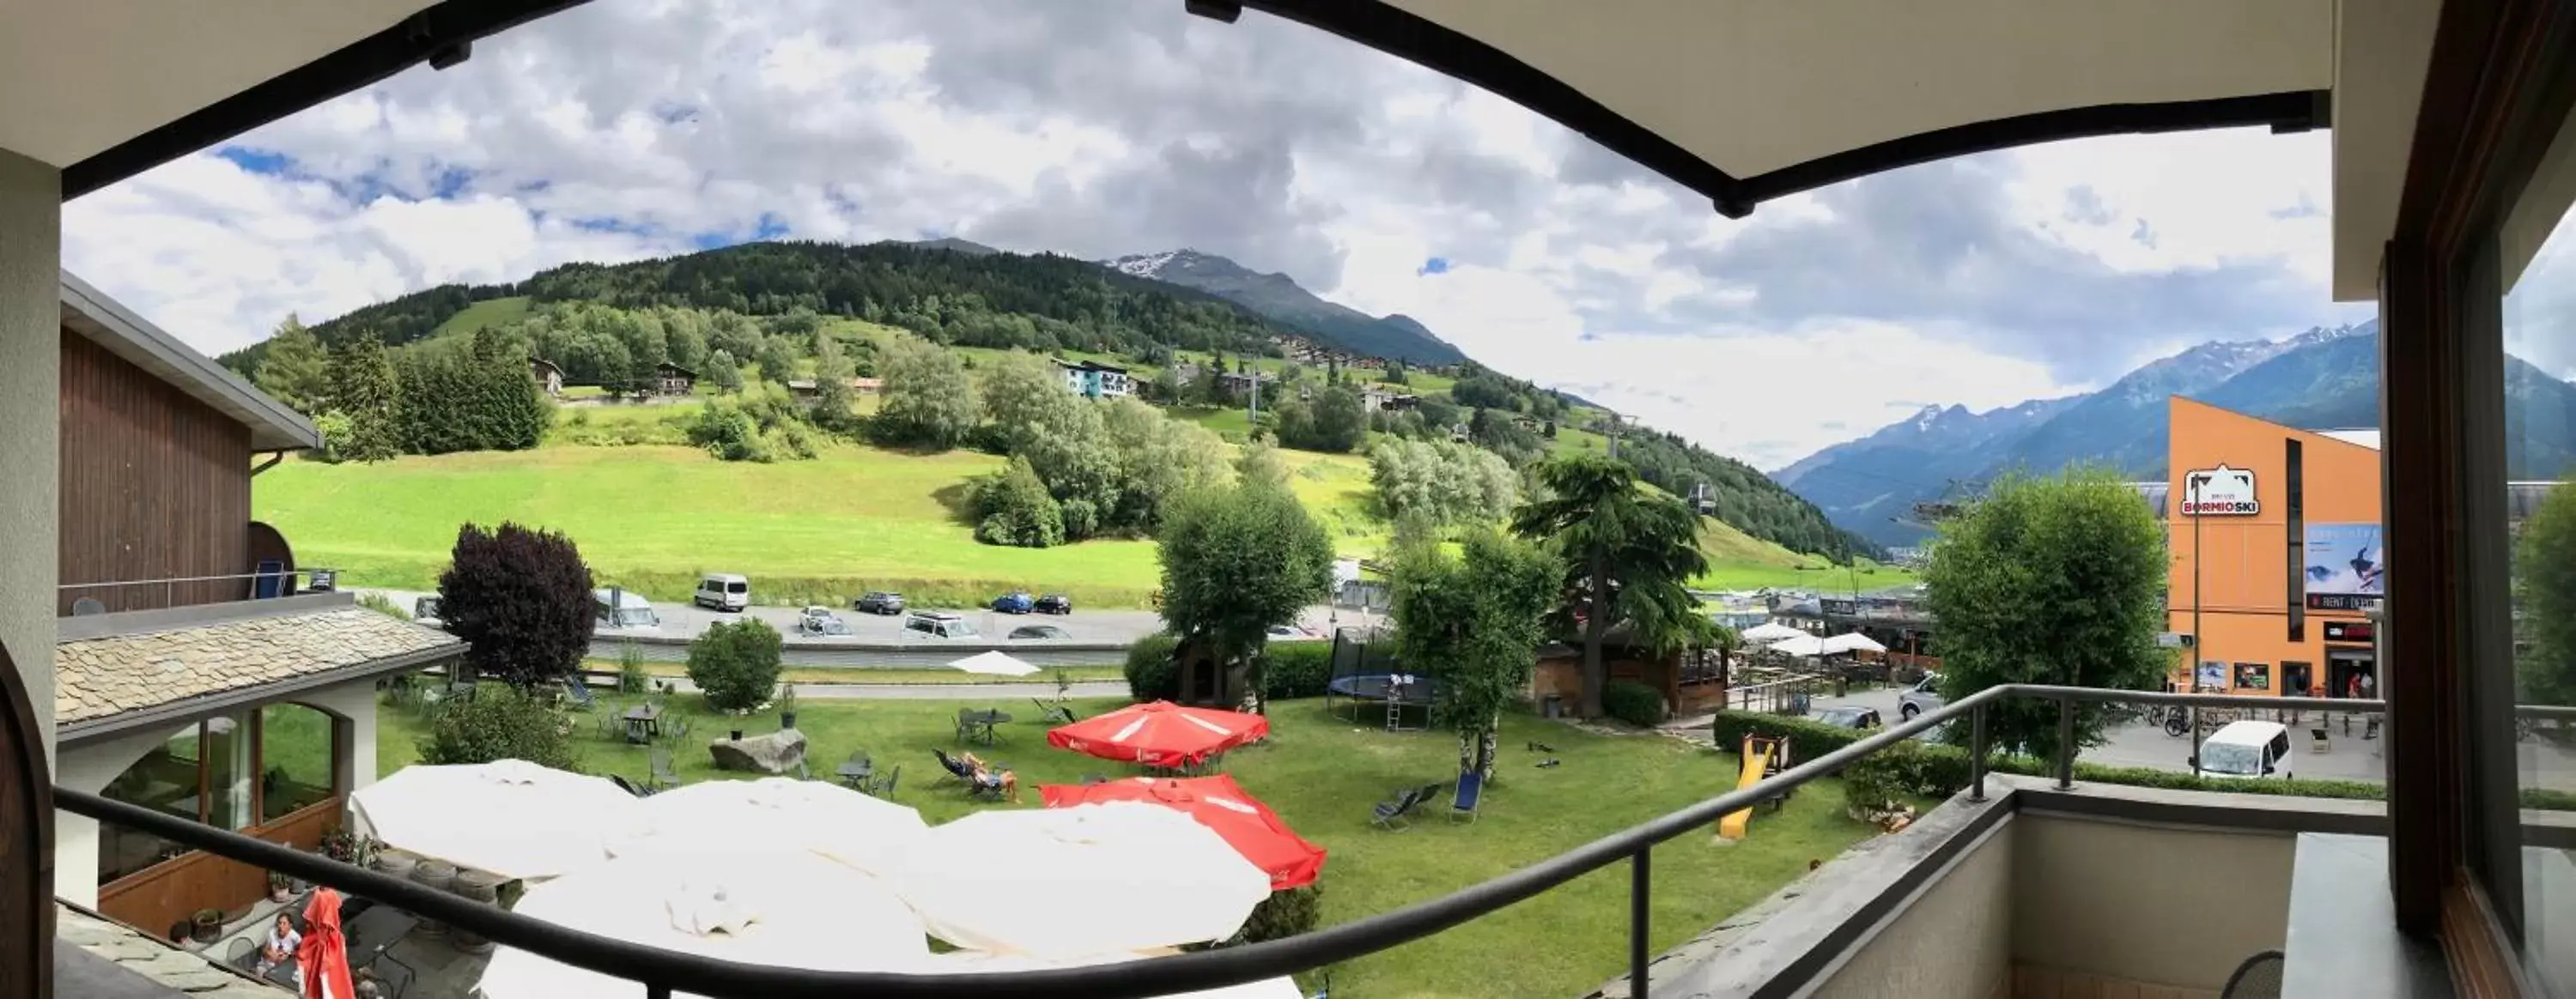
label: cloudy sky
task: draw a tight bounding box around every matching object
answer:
[64,0,2379,469]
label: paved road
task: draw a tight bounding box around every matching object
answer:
[648,676,1129,700]
[369,588,1368,645]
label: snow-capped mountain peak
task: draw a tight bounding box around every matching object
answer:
[1109,249,1185,279]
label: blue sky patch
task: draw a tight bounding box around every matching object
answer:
[1417,256,1451,275]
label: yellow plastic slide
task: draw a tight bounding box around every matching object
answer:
[1717,745,1770,840]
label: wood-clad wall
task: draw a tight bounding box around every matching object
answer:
[58,330,253,615]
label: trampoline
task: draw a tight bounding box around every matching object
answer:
[1324,629,1437,730]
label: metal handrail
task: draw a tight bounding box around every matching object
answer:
[56,567,340,590]
[52,685,2415,998]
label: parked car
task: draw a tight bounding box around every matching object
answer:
[1008,624,1072,640]
[853,591,906,615]
[1267,623,1315,639]
[904,611,980,639]
[797,606,854,636]
[593,588,661,632]
[990,591,1035,615]
[1033,593,1072,615]
[694,572,750,612]
[1813,705,1884,731]
[1898,672,1946,719]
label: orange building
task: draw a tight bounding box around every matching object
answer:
[2163,397,2381,699]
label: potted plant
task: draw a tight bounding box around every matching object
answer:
[267,871,293,904]
[779,684,799,730]
[189,908,223,943]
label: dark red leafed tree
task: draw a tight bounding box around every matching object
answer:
[438,522,596,688]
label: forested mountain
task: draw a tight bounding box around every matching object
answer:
[1108,249,1467,366]
[220,238,1873,561]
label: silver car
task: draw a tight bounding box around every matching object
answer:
[1898,672,1946,720]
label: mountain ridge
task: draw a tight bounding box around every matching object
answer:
[1105,248,1468,366]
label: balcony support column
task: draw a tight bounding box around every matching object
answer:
[0,142,57,999]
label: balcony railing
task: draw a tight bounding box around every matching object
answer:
[54,685,2437,999]
[58,567,343,616]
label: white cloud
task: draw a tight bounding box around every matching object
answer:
[59,0,2347,471]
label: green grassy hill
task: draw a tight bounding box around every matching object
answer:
[430,295,534,340]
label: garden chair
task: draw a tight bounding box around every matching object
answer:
[562,675,597,711]
[225,938,256,972]
[1033,698,1078,725]
[867,765,900,798]
[1449,770,1484,823]
[649,748,683,791]
[1370,787,1426,831]
[609,774,651,798]
[932,748,975,786]
[796,760,812,781]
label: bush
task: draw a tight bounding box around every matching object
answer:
[1235,883,1321,944]
[1125,633,1182,702]
[687,619,785,712]
[688,401,771,463]
[355,592,411,621]
[616,644,651,694]
[416,685,579,771]
[438,522,595,689]
[1261,642,1334,699]
[1601,681,1667,728]
[970,457,1066,548]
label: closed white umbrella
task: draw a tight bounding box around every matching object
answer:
[1740,621,1807,643]
[1765,633,1827,657]
[1820,633,1887,655]
[949,650,1042,677]
[477,845,928,999]
[933,949,1306,998]
[351,760,641,880]
[893,802,1273,956]
[611,777,929,878]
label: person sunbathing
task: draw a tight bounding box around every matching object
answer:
[959,751,1020,802]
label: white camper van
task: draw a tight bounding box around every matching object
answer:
[694,572,750,612]
[2196,720,2295,781]
[594,588,662,633]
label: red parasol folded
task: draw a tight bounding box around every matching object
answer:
[1045,700,1268,769]
[1039,775,1326,889]
[297,887,355,999]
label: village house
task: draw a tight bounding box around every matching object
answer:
[1054,359,1132,399]
[654,361,696,397]
[529,356,563,397]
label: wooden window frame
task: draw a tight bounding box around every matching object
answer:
[2381,1,2576,994]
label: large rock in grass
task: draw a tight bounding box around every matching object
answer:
[709,729,807,775]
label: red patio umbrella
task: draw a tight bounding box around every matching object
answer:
[297,887,355,999]
[1039,775,1326,889]
[1045,700,1269,769]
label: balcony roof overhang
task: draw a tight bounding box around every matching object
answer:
[59,272,321,451]
[1219,0,2436,302]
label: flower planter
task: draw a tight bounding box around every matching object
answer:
[189,909,222,944]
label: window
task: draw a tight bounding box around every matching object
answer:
[727,581,747,594]
[97,709,286,883]
[258,704,337,822]
[2492,89,2576,992]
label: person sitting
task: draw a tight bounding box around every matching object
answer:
[959,751,1020,802]
[254,913,301,984]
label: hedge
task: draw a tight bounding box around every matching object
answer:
[1125,633,1182,702]
[1262,641,1334,700]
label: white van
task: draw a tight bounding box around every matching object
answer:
[903,611,980,639]
[2196,720,2294,780]
[594,588,661,632]
[694,573,750,612]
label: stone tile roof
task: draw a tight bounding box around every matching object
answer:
[58,608,461,725]
[57,905,283,997]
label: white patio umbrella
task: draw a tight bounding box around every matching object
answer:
[350,760,642,880]
[611,777,929,878]
[1740,621,1807,643]
[477,845,929,999]
[1820,633,1888,655]
[892,802,1273,956]
[932,949,1306,998]
[948,650,1042,677]
[1765,633,1828,658]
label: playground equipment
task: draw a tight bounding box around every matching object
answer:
[1324,627,1437,731]
[1717,735,1793,840]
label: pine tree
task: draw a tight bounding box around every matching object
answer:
[325,338,403,463]
[253,314,330,413]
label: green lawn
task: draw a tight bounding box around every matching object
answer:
[431,296,535,340]
[632,663,1126,687]
[377,693,1881,998]
[256,445,1164,608]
